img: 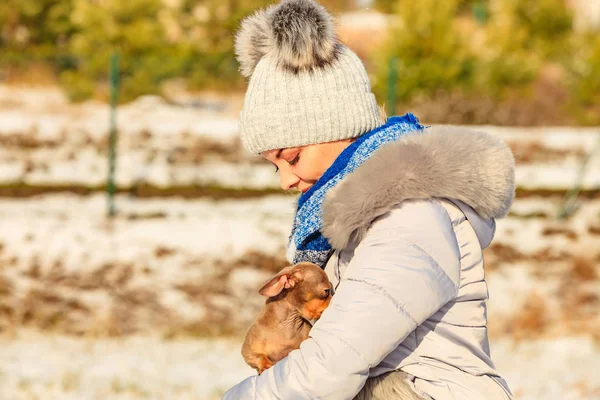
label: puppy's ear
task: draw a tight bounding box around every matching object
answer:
[258,266,297,297]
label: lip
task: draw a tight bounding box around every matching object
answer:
[301,187,311,194]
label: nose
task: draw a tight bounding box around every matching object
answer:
[279,168,300,191]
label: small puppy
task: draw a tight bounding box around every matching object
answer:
[242,263,423,400]
[242,262,332,374]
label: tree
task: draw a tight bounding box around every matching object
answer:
[62,0,174,101]
[61,0,276,100]
[486,0,573,59]
[0,0,75,66]
[372,0,475,102]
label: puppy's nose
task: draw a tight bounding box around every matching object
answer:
[324,288,331,296]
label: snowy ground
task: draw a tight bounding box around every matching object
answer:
[0,194,598,399]
[0,85,599,399]
[0,333,254,400]
[0,194,296,337]
[0,333,598,400]
[1,85,600,191]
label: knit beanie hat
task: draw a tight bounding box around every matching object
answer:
[234,0,384,154]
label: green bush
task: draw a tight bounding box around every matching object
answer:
[58,0,273,102]
[473,0,574,98]
[474,10,540,96]
[0,0,75,49]
[1,0,598,125]
[485,0,573,59]
[372,0,476,103]
[62,0,169,102]
[373,0,397,14]
[374,0,576,105]
[179,0,272,91]
[0,0,75,72]
[563,33,600,123]
[374,0,488,15]
[58,69,94,102]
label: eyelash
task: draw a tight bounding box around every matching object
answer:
[289,154,300,166]
[274,154,299,173]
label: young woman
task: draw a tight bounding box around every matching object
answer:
[224,1,515,398]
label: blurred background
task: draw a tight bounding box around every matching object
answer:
[0,0,599,399]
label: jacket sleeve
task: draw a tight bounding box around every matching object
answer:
[222,200,462,400]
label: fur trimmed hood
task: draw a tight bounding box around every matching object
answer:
[321,125,516,249]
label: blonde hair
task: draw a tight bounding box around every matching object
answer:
[378,104,388,124]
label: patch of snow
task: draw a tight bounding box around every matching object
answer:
[0,333,255,400]
[0,333,596,400]
[493,337,600,400]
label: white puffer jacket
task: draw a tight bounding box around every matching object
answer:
[223,126,515,399]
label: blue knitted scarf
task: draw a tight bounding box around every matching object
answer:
[287,113,424,268]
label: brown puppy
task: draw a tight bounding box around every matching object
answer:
[242,262,423,400]
[242,262,332,374]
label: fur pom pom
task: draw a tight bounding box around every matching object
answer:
[235,0,340,77]
[271,0,339,72]
[234,6,276,78]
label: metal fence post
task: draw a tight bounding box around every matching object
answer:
[107,52,120,218]
[557,131,600,219]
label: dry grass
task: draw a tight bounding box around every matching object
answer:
[0,248,288,338]
[487,243,599,339]
[2,283,178,337]
[126,211,168,221]
[169,316,239,338]
[2,260,165,336]
[0,274,12,296]
[515,188,600,199]
[541,226,579,240]
[45,263,135,291]
[553,256,600,336]
[532,247,572,263]
[506,292,549,341]
[0,182,281,199]
[154,246,176,258]
[403,79,574,126]
[508,210,550,219]
[485,243,573,271]
[175,277,230,300]
[508,141,586,164]
[484,243,524,271]
[0,132,67,149]
[486,243,524,262]
[164,137,247,165]
[2,63,58,85]
[107,287,175,336]
[569,257,598,282]
[230,249,289,274]
[588,224,600,235]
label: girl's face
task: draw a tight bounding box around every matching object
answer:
[261,139,356,194]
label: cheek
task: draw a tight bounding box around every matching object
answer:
[302,298,331,319]
[296,156,327,182]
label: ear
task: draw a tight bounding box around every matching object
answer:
[258,266,297,297]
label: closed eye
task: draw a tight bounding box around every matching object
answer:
[288,154,300,166]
